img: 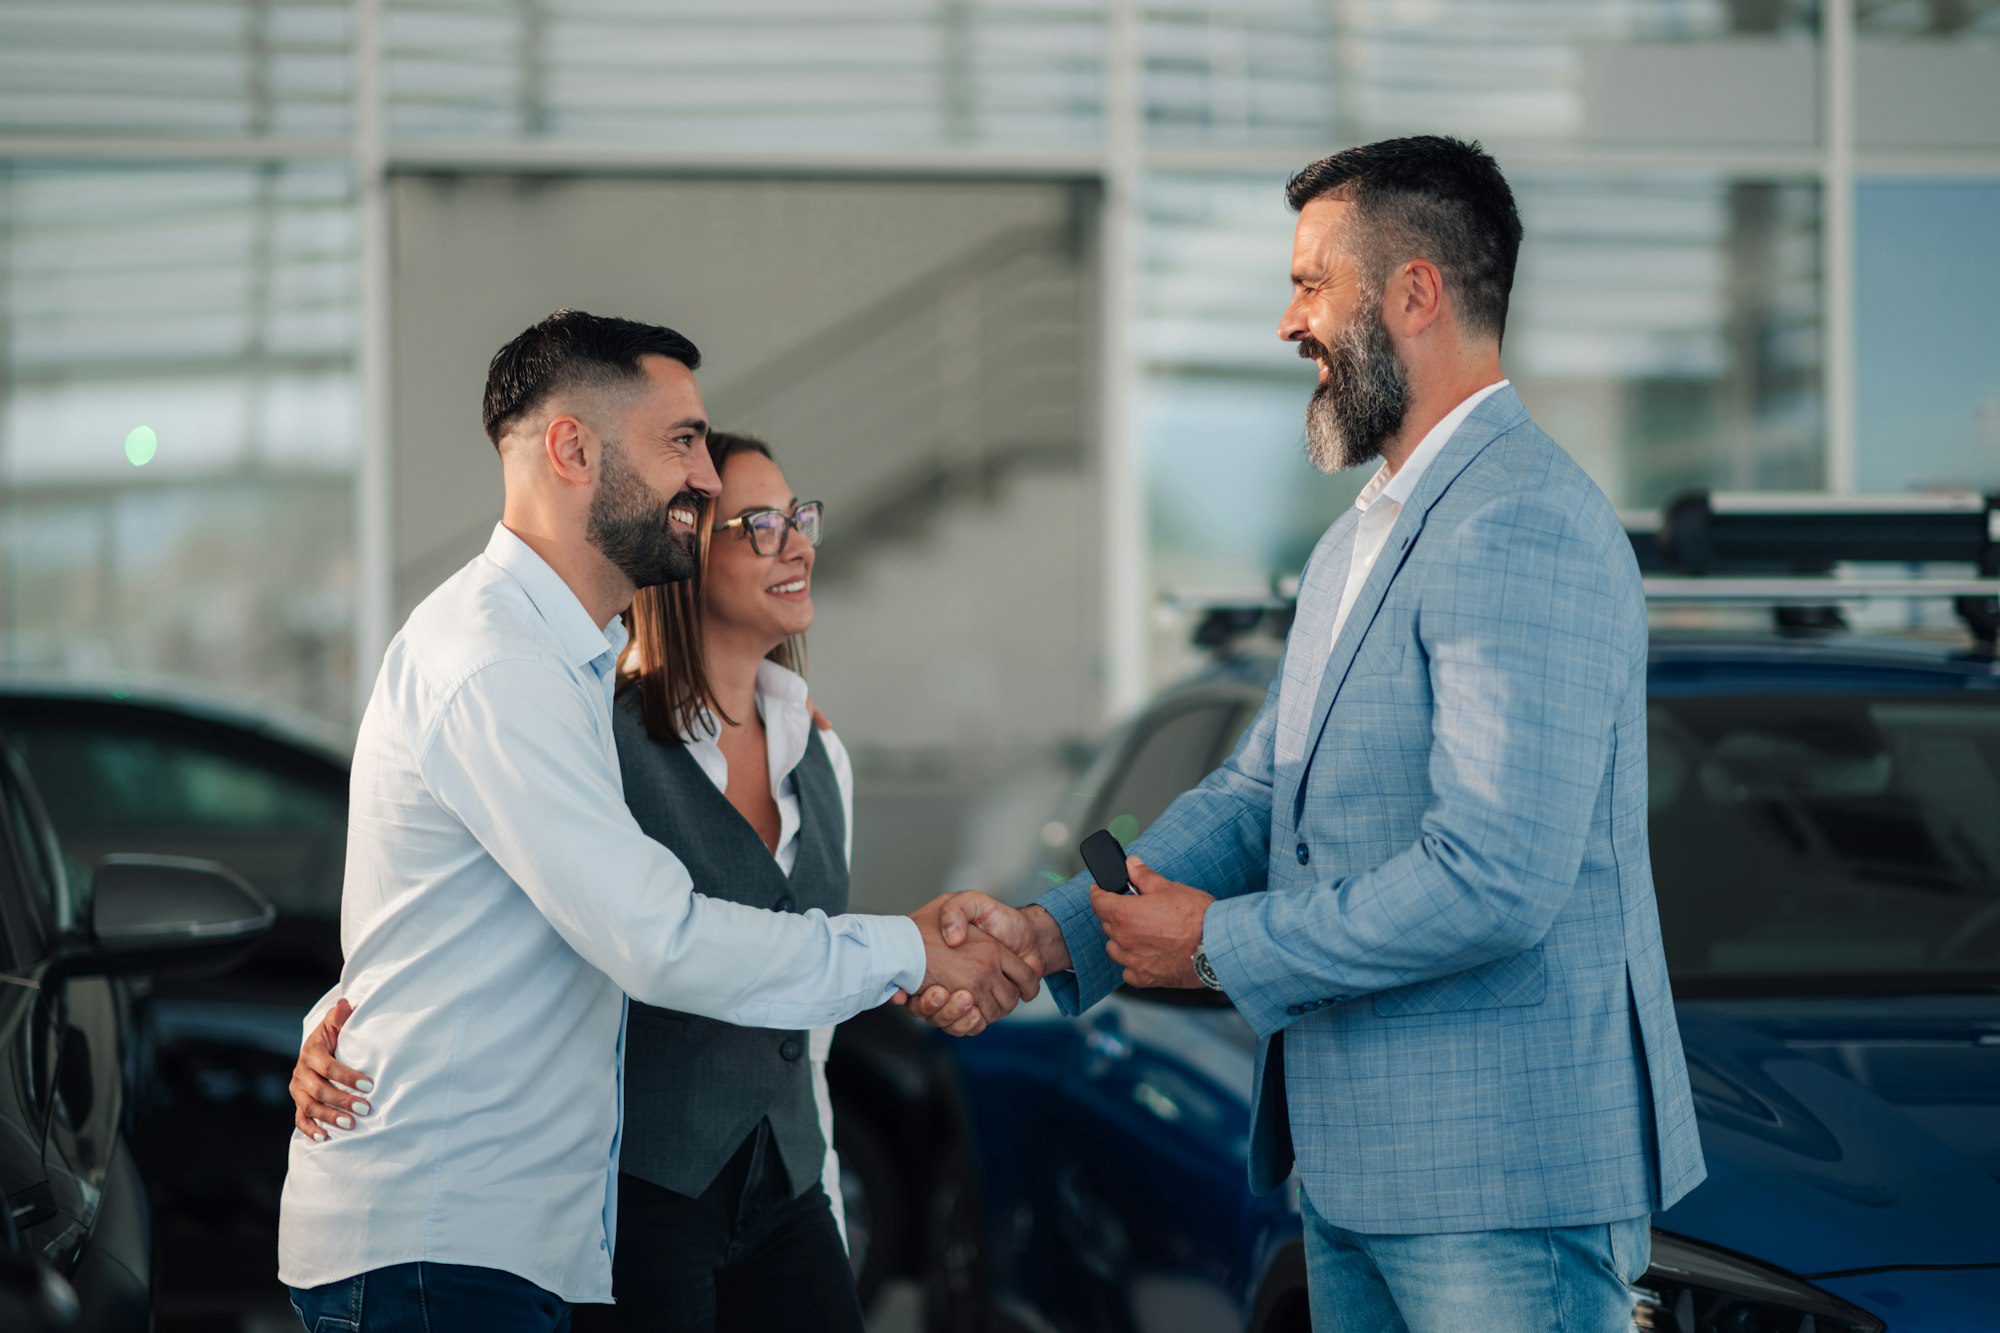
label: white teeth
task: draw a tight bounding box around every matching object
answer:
[768,579,806,594]
[669,508,696,526]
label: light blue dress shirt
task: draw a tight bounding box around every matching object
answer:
[277,524,925,1304]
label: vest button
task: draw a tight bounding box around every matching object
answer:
[1296,842,1310,865]
[780,1038,803,1062]
[775,895,796,913]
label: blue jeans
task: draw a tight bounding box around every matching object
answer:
[289,1261,570,1333]
[1301,1188,1650,1332]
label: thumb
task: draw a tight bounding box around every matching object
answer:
[940,897,971,947]
[891,988,908,1005]
[1127,855,1166,893]
[326,997,353,1036]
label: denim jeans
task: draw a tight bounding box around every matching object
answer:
[289,1260,570,1333]
[1301,1186,1651,1332]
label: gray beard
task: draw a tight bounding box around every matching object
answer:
[1303,300,1411,475]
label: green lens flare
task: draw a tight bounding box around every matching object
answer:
[1040,870,1067,884]
[124,426,157,467]
[1107,814,1140,846]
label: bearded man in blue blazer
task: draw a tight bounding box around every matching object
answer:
[916,135,1706,1330]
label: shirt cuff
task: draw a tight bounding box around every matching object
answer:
[874,912,928,995]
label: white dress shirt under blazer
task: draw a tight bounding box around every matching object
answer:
[277,525,923,1303]
[1329,379,1511,650]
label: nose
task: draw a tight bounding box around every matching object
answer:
[1278,297,1309,344]
[688,439,722,498]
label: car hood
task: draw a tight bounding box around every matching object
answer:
[1661,994,2000,1276]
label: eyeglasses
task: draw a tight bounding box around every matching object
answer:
[713,500,824,556]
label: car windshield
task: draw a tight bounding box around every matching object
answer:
[1648,692,2000,992]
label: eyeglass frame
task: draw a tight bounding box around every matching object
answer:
[711,500,825,556]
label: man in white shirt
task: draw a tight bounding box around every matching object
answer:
[278,310,1037,1332]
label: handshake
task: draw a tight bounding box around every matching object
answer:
[897,856,1218,1036]
[897,892,1067,1037]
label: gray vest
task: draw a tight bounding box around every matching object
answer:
[610,690,850,1199]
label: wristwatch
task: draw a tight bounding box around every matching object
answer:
[1191,947,1224,992]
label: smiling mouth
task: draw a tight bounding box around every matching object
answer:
[767,578,808,597]
[668,505,698,529]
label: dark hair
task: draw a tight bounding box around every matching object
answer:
[481,309,703,448]
[618,432,807,744]
[1285,136,1523,343]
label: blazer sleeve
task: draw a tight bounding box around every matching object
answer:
[1038,645,1287,1017]
[1201,490,1643,1038]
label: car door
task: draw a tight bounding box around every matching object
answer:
[1017,689,1268,1333]
[0,701,349,1305]
[0,745,109,1280]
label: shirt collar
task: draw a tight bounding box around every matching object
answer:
[483,523,629,673]
[679,658,811,745]
[1355,379,1511,514]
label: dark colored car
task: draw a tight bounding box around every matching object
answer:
[939,614,2000,1331]
[0,682,975,1326]
[0,718,274,1332]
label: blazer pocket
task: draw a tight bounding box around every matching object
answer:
[1346,636,1407,680]
[1372,945,1547,1018]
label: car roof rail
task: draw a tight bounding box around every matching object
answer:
[1632,489,2000,647]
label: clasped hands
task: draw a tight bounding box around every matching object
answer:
[901,856,1216,1036]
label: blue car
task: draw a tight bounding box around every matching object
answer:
[941,598,2000,1330]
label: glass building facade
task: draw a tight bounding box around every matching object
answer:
[1,0,1995,722]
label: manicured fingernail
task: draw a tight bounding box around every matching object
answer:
[336,1115,353,1130]
[352,1101,371,1116]
[313,1132,327,1142]
[356,1079,374,1094]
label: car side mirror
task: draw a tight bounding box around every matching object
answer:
[70,854,275,980]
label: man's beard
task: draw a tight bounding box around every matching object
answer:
[586,436,699,589]
[1300,297,1411,475]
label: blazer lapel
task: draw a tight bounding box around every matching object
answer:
[1290,386,1530,821]
[1281,509,1358,735]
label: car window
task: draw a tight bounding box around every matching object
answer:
[6,719,346,922]
[1084,702,1238,862]
[1649,693,2000,985]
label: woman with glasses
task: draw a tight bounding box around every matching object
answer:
[291,433,870,1332]
[580,430,855,1333]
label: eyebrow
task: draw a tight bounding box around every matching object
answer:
[729,496,800,519]
[664,417,709,438]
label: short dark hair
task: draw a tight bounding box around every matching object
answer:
[481,309,703,447]
[1286,136,1523,342]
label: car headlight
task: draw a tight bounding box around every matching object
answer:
[1632,1232,1883,1333]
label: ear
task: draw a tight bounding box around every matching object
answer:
[1391,258,1446,339]
[544,415,593,486]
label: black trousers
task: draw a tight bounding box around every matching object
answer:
[572,1121,866,1333]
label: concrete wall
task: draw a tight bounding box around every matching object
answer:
[387,173,1103,908]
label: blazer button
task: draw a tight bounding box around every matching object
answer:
[1295,842,1310,866]
[775,895,796,913]
[780,1038,803,1062]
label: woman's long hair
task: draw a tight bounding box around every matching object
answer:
[618,431,806,743]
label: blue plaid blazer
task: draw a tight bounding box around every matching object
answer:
[1043,386,1705,1233]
